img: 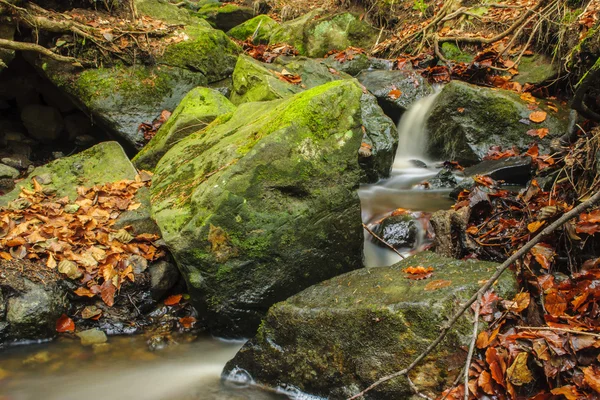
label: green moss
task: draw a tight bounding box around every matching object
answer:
[227,15,279,42]
[159,24,241,83]
[440,42,473,63]
[136,0,191,24]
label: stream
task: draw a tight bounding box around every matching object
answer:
[0,93,452,400]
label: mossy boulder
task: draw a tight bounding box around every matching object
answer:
[136,0,192,24]
[357,69,434,123]
[230,54,350,105]
[150,80,396,336]
[270,10,379,57]
[323,53,394,77]
[133,87,236,171]
[227,15,279,43]
[39,62,207,148]
[158,23,241,84]
[192,3,256,31]
[425,81,570,164]
[223,251,517,399]
[0,141,136,205]
[512,54,559,85]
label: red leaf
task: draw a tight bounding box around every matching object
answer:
[164,294,183,306]
[56,314,75,333]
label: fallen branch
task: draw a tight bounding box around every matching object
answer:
[464,292,481,400]
[0,38,83,64]
[517,326,600,338]
[362,223,405,259]
[347,188,600,400]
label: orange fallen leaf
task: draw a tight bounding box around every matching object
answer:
[388,89,402,99]
[179,316,197,329]
[164,294,183,306]
[403,266,434,274]
[520,92,536,103]
[74,287,96,298]
[424,279,452,291]
[526,128,549,138]
[550,386,580,400]
[529,111,547,123]
[56,314,75,333]
[527,220,545,233]
[0,251,12,261]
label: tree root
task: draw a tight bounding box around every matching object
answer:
[0,38,83,65]
[347,188,600,400]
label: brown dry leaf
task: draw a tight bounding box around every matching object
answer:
[583,366,600,393]
[527,220,545,233]
[0,251,12,260]
[164,294,183,306]
[545,289,568,316]
[478,370,495,395]
[506,352,533,386]
[550,386,580,400]
[530,243,555,269]
[55,314,75,333]
[476,331,490,349]
[520,92,537,103]
[179,316,196,329]
[81,305,102,320]
[100,280,116,307]
[502,292,530,313]
[388,89,402,99]
[526,128,549,138]
[74,287,95,297]
[529,111,547,123]
[424,279,452,291]
[58,260,82,280]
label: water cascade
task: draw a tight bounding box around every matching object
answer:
[359,90,453,267]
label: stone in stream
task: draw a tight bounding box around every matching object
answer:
[463,156,533,185]
[425,81,570,165]
[76,328,108,346]
[223,251,517,399]
[230,54,351,105]
[373,214,418,249]
[0,163,19,179]
[426,169,458,190]
[149,261,181,301]
[269,10,379,58]
[20,104,64,143]
[150,80,397,336]
[227,15,280,43]
[133,87,236,171]
[356,69,434,124]
[323,53,395,77]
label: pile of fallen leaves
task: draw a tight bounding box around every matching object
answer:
[240,39,298,63]
[0,173,165,307]
[441,126,600,398]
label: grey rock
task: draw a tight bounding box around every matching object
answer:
[0,163,19,179]
[6,279,67,340]
[426,169,458,189]
[113,187,161,236]
[150,261,181,300]
[463,156,532,185]
[2,154,32,170]
[20,104,64,143]
[374,214,418,249]
[64,112,93,140]
[356,69,433,124]
[76,328,108,346]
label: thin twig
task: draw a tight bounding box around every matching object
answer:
[347,188,600,400]
[362,223,405,259]
[464,292,481,400]
[517,326,600,338]
[407,376,433,400]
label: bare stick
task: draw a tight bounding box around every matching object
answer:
[517,326,600,338]
[0,38,82,64]
[347,188,600,400]
[407,376,433,400]
[362,223,405,259]
[464,292,481,400]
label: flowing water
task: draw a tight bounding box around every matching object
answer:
[0,335,284,400]
[359,91,454,267]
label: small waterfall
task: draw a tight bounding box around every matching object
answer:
[358,90,450,268]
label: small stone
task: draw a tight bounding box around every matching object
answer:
[1,155,31,170]
[52,152,64,159]
[0,163,19,179]
[34,173,53,185]
[76,328,108,346]
[149,261,180,300]
[74,134,95,147]
[20,104,64,143]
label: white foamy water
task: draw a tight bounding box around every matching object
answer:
[359,90,453,267]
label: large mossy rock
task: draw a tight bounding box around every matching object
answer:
[270,10,379,57]
[357,69,434,123]
[40,63,206,148]
[0,141,136,205]
[230,54,349,105]
[136,0,192,24]
[425,81,570,164]
[150,80,396,336]
[158,22,241,83]
[227,15,279,42]
[224,251,517,399]
[133,87,236,171]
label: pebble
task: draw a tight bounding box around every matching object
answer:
[76,328,108,346]
[0,163,19,179]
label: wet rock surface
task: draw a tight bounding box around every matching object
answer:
[373,214,418,249]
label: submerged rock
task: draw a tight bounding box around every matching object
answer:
[270,10,379,57]
[230,54,349,105]
[227,15,279,43]
[151,80,396,336]
[0,141,136,205]
[425,81,569,164]
[463,156,532,185]
[373,214,418,249]
[133,87,236,171]
[357,69,433,123]
[223,251,517,399]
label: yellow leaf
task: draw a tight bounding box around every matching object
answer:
[527,220,545,233]
[506,352,533,386]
